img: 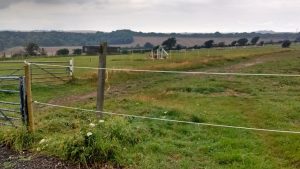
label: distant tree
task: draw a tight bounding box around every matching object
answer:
[282,40,291,48]
[237,38,248,46]
[251,36,260,45]
[144,42,154,49]
[218,42,225,47]
[204,40,214,48]
[162,37,177,49]
[296,36,300,42]
[73,48,82,55]
[56,48,69,55]
[214,32,222,37]
[25,42,39,56]
[231,41,237,46]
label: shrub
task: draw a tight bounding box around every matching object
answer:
[237,38,248,46]
[162,37,176,50]
[204,40,214,48]
[251,36,260,45]
[73,48,82,55]
[62,117,146,166]
[56,48,70,56]
[282,40,291,48]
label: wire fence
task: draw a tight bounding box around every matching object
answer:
[26,61,300,135]
[30,63,300,78]
[34,101,300,135]
[2,60,298,134]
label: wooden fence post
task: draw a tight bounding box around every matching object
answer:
[24,62,34,132]
[96,42,107,117]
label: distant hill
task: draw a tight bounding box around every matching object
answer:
[0,30,135,51]
[255,30,277,34]
[0,30,299,51]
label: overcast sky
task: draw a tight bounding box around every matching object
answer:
[0,0,299,33]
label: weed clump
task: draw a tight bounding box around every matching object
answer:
[0,127,40,151]
[62,117,146,166]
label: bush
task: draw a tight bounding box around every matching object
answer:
[204,40,214,48]
[56,48,70,56]
[237,38,248,46]
[231,41,237,46]
[251,36,260,45]
[73,48,82,55]
[162,37,176,50]
[217,42,226,47]
[282,40,291,48]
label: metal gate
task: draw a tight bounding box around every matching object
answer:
[0,76,27,127]
[0,60,73,84]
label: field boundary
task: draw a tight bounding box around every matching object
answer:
[30,62,300,77]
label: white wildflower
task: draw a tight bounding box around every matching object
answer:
[99,120,105,123]
[39,139,46,144]
[87,132,93,137]
[89,123,96,128]
[164,111,168,114]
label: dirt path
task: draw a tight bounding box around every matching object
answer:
[0,145,117,169]
[207,50,291,72]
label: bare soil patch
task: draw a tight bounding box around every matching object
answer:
[0,145,79,169]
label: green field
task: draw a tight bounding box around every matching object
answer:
[1,45,300,169]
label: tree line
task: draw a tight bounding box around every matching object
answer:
[21,42,82,57]
[0,30,134,51]
[1,30,299,52]
[152,36,294,50]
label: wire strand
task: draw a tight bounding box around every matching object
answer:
[34,101,300,134]
[29,63,300,77]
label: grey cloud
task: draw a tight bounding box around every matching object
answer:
[0,0,299,32]
[0,0,105,9]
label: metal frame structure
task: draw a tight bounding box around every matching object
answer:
[0,59,74,84]
[150,46,169,59]
[0,76,27,127]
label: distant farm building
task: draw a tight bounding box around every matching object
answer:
[82,46,121,55]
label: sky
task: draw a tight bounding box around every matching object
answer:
[0,0,299,33]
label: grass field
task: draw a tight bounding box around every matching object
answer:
[1,44,300,168]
